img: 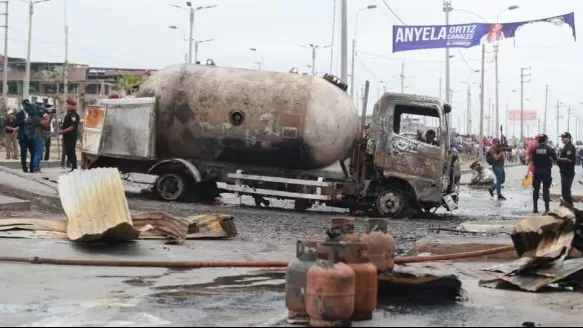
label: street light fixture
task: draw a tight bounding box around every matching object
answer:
[23,0,52,100]
[351,4,377,99]
[249,48,264,70]
[170,2,217,64]
[300,44,331,76]
[169,25,188,63]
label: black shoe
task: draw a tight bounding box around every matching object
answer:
[533,209,539,213]
[498,195,506,201]
[488,188,494,197]
[22,168,28,173]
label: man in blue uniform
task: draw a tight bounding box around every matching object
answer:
[531,134,557,213]
[557,132,576,206]
[59,98,80,171]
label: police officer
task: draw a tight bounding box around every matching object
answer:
[558,132,576,206]
[531,134,557,213]
[58,98,80,171]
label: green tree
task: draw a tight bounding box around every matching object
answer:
[115,75,143,97]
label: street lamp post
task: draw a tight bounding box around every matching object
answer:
[195,38,214,64]
[23,0,51,101]
[170,2,217,64]
[301,44,331,76]
[249,48,263,70]
[169,25,188,63]
[494,5,519,141]
[351,4,377,99]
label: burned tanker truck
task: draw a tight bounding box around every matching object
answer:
[81,63,460,218]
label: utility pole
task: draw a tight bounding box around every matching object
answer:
[543,84,548,133]
[488,96,492,136]
[188,4,194,64]
[1,0,8,105]
[519,67,531,141]
[63,0,68,102]
[311,46,316,75]
[23,0,50,101]
[494,43,500,141]
[567,106,572,133]
[340,0,348,83]
[478,44,485,157]
[443,0,453,128]
[466,85,471,134]
[556,100,561,146]
[400,61,405,93]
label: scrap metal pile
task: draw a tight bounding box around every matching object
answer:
[480,203,583,292]
[0,168,237,243]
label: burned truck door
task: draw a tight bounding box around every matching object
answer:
[372,94,445,201]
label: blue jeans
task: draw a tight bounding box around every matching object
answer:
[32,137,45,172]
[491,165,506,196]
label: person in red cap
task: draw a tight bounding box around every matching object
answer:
[525,134,541,175]
[58,98,80,171]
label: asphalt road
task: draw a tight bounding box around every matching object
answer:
[0,164,581,326]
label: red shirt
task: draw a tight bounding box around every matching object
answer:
[526,142,538,173]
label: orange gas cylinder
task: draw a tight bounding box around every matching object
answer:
[285,240,319,325]
[326,218,360,262]
[306,243,355,327]
[360,218,395,272]
[345,243,378,321]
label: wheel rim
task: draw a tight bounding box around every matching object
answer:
[156,174,184,201]
[376,190,405,217]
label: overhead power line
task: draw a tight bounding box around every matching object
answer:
[380,0,406,25]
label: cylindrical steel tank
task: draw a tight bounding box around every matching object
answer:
[306,243,355,327]
[345,243,378,321]
[286,240,319,325]
[360,219,395,272]
[323,218,360,263]
[137,64,359,170]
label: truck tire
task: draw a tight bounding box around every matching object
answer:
[374,188,408,218]
[154,173,188,201]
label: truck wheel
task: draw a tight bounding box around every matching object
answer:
[154,173,187,201]
[374,188,408,218]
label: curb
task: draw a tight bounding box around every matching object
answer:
[0,167,62,212]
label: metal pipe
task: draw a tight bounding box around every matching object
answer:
[0,245,516,268]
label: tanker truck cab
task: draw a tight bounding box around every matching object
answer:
[368,93,460,217]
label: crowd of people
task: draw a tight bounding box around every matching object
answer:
[1,98,80,173]
[467,132,580,214]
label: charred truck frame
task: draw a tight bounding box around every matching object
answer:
[81,65,460,218]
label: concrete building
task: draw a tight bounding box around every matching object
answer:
[0,55,154,102]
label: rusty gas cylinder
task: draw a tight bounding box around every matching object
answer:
[360,218,395,272]
[325,218,360,262]
[306,242,355,327]
[285,240,319,325]
[345,243,378,321]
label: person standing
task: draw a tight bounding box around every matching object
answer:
[557,132,576,206]
[532,134,557,213]
[487,137,506,200]
[3,109,19,160]
[59,98,80,171]
[42,105,55,161]
[15,100,36,172]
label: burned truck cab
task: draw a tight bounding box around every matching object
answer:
[365,93,460,217]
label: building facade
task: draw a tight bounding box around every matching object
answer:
[0,55,154,102]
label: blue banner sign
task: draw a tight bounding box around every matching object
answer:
[392,12,576,52]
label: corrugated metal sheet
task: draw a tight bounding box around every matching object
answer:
[58,168,140,243]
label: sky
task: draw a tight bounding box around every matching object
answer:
[3,0,582,140]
